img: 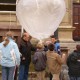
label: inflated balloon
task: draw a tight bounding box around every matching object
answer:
[16,0,66,40]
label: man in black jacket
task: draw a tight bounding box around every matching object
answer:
[67,45,80,80]
[18,32,36,80]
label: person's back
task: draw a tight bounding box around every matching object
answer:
[33,50,46,71]
[46,43,62,80]
[33,42,46,80]
[67,45,80,79]
[47,51,62,74]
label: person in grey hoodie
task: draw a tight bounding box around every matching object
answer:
[0,31,20,80]
[33,42,47,80]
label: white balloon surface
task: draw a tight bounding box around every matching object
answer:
[16,0,66,40]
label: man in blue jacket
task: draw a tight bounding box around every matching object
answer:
[50,35,61,55]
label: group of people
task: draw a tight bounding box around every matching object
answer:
[0,31,62,80]
[0,31,80,80]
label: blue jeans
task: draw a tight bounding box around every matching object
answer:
[70,76,80,80]
[18,62,29,80]
[2,66,15,80]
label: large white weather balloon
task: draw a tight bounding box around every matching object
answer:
[16,0,66,40]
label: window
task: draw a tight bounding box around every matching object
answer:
[0,0,16,11]
[0,0,16,3]
[73,0,80,3]
[73,3,80,41]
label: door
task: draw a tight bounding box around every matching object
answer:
[73,3,80,41]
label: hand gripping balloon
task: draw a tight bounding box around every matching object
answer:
[16,0,66,40]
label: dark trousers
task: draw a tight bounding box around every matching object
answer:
[14,66,18,80]
[49,73,53,80]
[69,76,80,80]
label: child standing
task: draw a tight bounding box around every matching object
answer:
[32,42,46,80]
[46,43,63,80]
